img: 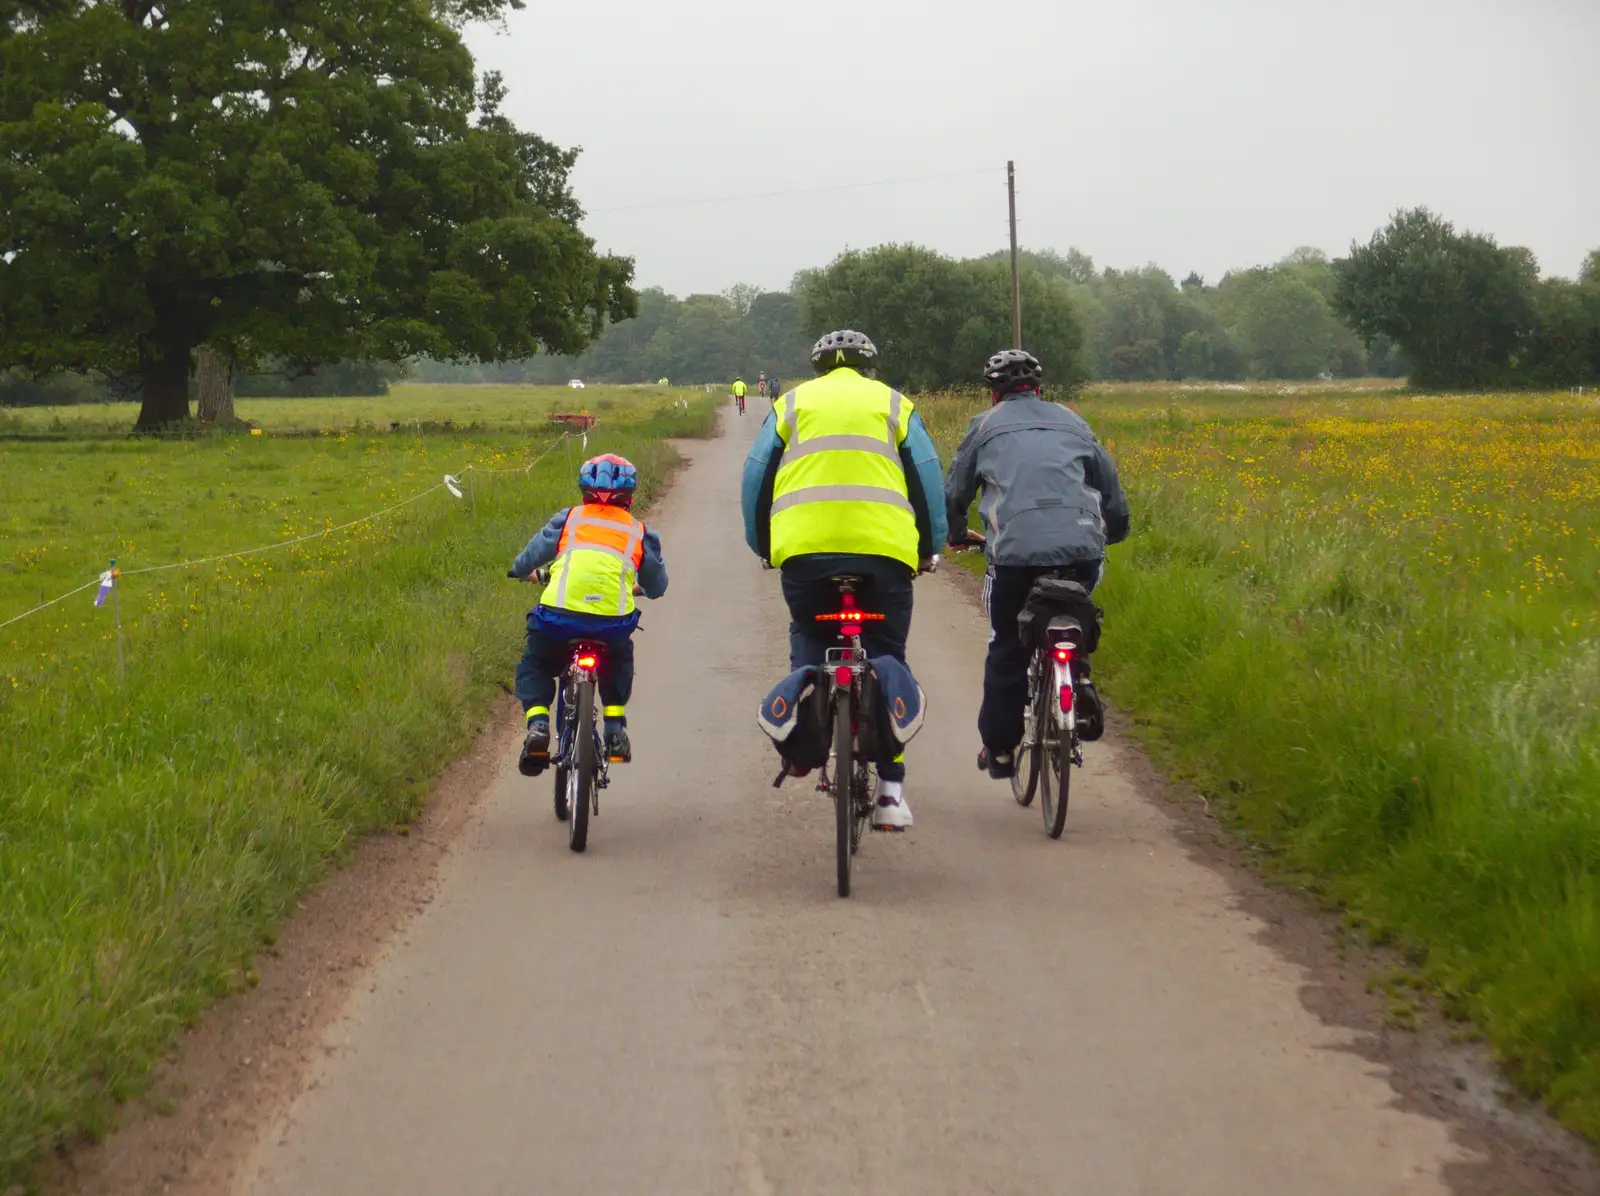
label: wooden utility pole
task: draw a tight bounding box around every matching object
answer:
[1007,160,1022,349]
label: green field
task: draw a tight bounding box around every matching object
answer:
[925,386,1600,1137]
[0,382,710,437]
[0,387,717,1186]
[7,380,1600,1180]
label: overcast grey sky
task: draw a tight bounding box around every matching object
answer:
[467,0,1599,297]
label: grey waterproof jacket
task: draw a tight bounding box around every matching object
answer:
[943,395,1130,566]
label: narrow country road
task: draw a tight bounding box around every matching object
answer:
[241,411,1464,1195]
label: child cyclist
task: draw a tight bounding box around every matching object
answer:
[509,454,669,775]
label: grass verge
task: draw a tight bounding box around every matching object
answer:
[919,386,1600,1139]
[0,393,717,1188]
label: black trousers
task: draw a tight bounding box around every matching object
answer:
[781,554,914,781]
[978,561,1102,752]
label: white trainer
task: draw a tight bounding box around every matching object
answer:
[871,780,914,831]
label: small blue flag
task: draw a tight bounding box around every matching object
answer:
[95,570,115,608]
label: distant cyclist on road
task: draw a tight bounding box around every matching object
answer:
[509,455,670,776]
[732,376,748,415]
[742,330,947,828]
[944,349,1129,779]
[758,372,769,400]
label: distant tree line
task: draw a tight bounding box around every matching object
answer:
[0,360,401,406]
[412,285,812,387]
[489,212,1593,392]
[1335,209,1600,390]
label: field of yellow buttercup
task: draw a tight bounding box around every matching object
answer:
[923,384,1600,1136]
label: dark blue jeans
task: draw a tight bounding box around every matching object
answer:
[979,561,1102,752]
[781,554,914,782]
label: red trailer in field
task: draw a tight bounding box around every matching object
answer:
[549,412,598,432]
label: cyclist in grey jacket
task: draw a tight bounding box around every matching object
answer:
[944,349,1130,778]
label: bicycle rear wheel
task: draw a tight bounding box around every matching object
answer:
[1039,682,1071,840]
[833,691,854,897]
[569,678,596,853]
[1012,655,1042,807]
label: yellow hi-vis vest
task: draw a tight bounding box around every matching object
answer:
[769,368,918,570]
[732,379,747,397]
[540,504,645,617]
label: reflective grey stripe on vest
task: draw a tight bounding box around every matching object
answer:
[782,390,797,445]
[781,433,899,462]
[770,484,915,515]
[888,390,903,445]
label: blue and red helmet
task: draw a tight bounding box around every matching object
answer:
[579,453,638,506]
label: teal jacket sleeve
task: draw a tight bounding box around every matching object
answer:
[899,412,948,556]
[741,411,784,558]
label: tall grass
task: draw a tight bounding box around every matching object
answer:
[0,395,717,1186]
[919,387,1600,1138]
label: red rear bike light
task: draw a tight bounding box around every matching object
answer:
[575,654,598,670]
[835,665,854,687]
[841,623,862,637]
[1053,645,1074,663]
[814,611,886,622]
[1060,684,1074,713]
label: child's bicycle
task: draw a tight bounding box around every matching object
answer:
[509,568,639,853]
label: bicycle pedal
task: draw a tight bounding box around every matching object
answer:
[871,824,907,834]
[607,755,627,764]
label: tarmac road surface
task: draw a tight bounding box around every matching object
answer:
[242,410,1464,1195]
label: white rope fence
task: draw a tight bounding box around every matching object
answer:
[1,430,578,634]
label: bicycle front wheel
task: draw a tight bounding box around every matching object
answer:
[833,691,854,897]
[569,678,596,853]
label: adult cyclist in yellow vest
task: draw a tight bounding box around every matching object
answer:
[741,330,948,828]
[509,454,669,775]
[732,376,748,415]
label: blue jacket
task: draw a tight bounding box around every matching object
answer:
[511,507,669,599]
[741,408,948,561]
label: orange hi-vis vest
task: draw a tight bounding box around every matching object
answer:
[540,504,646,617]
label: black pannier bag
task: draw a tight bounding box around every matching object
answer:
[1015,577,1103,654]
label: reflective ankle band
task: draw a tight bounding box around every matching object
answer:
[527,706,550,721]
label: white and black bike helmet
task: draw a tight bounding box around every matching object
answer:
[810,329,879,376]
[983,348,1044,395]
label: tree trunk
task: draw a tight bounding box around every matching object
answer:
[195,344,237,423]
[134,340,193,430]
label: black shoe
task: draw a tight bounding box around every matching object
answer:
[1075,682,1105,742]
[977,746,1016,779]
[519,719,550,776]
[605,724,632,763]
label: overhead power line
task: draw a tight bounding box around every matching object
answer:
[588,166,1001,216]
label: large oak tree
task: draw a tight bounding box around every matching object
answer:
[1,0,634,427]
